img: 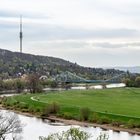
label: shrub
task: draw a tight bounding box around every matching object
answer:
[21,109,28,112]
[49,102,60,114]
[28,107,35,113]
[13,101,18,106]
[42,102,60,117]
[62,112,73,119]
[19,103,29,110]
[6,103,10,107]
[97,116,110,124]
[112,120,122,127]
[14,103,20,109]
[35,108,41,113]
[13,101,20,108]
[80,107,90,121]
[2,96,7,102]
[92,113,99,123]
[127,119,136,128]
[135,122,140,128]
[0,97,2,104]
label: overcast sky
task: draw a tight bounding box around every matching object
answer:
[0,0,140,67]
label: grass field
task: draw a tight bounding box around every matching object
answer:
[2,87,140,124]
[36,88,140,117]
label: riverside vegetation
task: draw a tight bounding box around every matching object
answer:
[1,88,140,132]
[39,127,109,140]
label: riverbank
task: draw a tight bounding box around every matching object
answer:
[1,105,140,136]
[47,115,140,135]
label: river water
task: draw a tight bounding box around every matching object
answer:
[1,110,138,140]
[44,83,126,90]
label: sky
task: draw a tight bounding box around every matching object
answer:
[0,0,140,67]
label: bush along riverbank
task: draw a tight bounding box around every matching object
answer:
[1,94,140,135]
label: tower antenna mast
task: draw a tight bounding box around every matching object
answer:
[19,15,23,53]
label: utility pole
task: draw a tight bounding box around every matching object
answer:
[19,15,23,53]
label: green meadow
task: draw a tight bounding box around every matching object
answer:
[2,88,140,125]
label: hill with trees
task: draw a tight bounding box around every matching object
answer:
[0,48,124,80]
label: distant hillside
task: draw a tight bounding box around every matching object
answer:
[0,48,124,80]
[113,66,140,74]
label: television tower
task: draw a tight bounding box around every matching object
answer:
[19,15,23,53]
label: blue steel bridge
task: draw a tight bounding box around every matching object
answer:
[55,71,126,83]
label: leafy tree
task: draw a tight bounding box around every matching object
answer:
[124,78,135,87]
[3,80,15,90]
[39,127,109,140]
[49,81,58,88]
[39,128,91,140]
[124,76,140,87]
[14,78,26,93]
[0,80,4,91]
[135,77,140,87]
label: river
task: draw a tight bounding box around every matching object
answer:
[1,110,140,140]
[44,83,126,90]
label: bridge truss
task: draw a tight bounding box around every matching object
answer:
[55,71,127,83]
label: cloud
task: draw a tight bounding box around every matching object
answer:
[0,10,50,19]
[0,0,140,66]
[1,15,138,43]
[21,39,140,67]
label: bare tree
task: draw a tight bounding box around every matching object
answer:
[0,111,22,140]
[27,73,43,93]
